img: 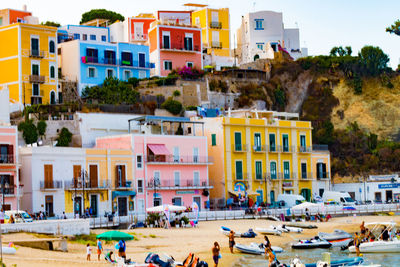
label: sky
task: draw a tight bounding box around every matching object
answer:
[6,0,400,67]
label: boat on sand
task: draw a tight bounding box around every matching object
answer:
[234,243,283,255]
[255,227,282,236]
[292,236,332,249]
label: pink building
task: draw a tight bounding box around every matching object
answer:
[96,116,212,213]
[0,125,19,211]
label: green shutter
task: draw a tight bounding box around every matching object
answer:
[254,133,261,151]
[270,162,276,179]
[283,134,289,152]
[269,133,275,151]
[235,161,243,180]
[211,134,216,146]
[255,161,262,179]
[284,161,290,179]
[300,135,306,147]
[234,132,242,151]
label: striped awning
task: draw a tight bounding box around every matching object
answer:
[147,144,170,155]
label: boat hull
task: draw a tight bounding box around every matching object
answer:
[349,240,400,253]
[328,237,352,247]
[304,257,363,267]
[234,243,283,255]
[255,228,282,236]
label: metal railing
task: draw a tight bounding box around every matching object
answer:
[114,180,133,189]
[132,33,148,41]
[317,172,330,180]
[147,179,211,189]
[281,145,295,153]
[313,144,329,151]
[211,41,222,48]
[252,145,267,153]
[29,75,45,83]
[83,56,152,68]
[40,180,63,190]
[30,50,45,58]
[0,188,14,195]
[298,146,313,153]
[161,43,201,52]
[300,172,313,180]
[64,179,111,190]
[232,144,248,152]
[210,21,222,29]
[232,172,249,181]
[253,172,267,181]
[146,155,213,164]
[0,154,14,164]
[267,145,280,153]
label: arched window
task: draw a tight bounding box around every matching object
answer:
[254,54,260,61]
[50,91,56,105]
[50,66,55,79]
[49,40,55,53]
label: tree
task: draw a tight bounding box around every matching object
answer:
[41,21,61,27]
[18,120,38,145]
[56,127,73,147]
[172,90,181,98]
[386,20,400,35]
[80,9,124,24]
[329,46,352,57]
[37,120,47,139]
[161,98,183,115]
[358,46,390,76]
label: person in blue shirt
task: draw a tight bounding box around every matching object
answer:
[96,238,102,261]
[118,240,126,259]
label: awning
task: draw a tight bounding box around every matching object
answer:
[147,144,170,155]
[112,191,136,199]
[228,190,260,197]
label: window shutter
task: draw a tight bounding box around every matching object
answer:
[121,165,126,186]
[7,145,13,163]
[90,165,98,188]
[115,166,119,187]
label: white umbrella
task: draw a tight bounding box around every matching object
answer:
[146,204,187,213]
[291,202,321,210]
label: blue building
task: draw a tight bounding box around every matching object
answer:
[58,40,152,95]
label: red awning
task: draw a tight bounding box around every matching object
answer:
[147,144,170,155]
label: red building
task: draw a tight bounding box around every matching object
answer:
[128,15,156,43]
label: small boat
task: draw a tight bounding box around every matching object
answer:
[319,229,352,241]
[234,243,283,255]
[2,246,16,255]
[304,257,364,267]
[292,236,332,249]
[255,227,282,236]
[278,224,303,233]
[286,222,318,229]
[220,226,256,238]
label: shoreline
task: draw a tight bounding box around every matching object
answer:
[1,215,399,267]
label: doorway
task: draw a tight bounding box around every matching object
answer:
[118,197,127,216]
[90,195,98,217]
[139,53,146,68]
[153,197,162,207]
[74,196,82,217]
[193,196,201,211]
[386,190,393,203]
[300,189,311,202]
[45,195,54,217]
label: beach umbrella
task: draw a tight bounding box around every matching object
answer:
[291,202,321,210]
[342,206,356,211]
[146,204,186,213]
[96,231,134,241]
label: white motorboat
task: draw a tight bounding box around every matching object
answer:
[234,243,283,255]
[318,229,352,241]
[255,227,282,236]
[292,237,332,249]
[279,225,303,233]
[348,221,400,253]
[219,226,241,237]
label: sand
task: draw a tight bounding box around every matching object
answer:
[1,215,399,267]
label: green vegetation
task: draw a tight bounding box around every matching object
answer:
[146,213,161,225]
[209,79,228,93]
[41,21,61,27]
[56,127,72,147]
[80,9,124,24]
[172,90,181,98]
[37,120,47,139]
[149,234,156,238]
[161,98,183,115]
[18,120,39,145]
[155,75,178,86]
[386,20,400,35]
[68,233,112,246]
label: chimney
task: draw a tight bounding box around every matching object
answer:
[23,5,27,11]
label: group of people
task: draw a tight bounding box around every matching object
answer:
[354,221,392,256]
[86,238,127,263]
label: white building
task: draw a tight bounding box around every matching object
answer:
[236,11,307,64]
[58,25,110,43]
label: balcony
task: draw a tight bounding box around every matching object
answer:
[253,172,267,181]
[267,145,280,153]
[29,75,45,84]
[146,155,213,165]
[30,50,45,58]
[0,154,14,164]
[317,172,330,180]
[313,144,329,151]
[147,179,212,190]
[82,56,153,69]
[252,145,267,153]
[281,145,295,153]
[232,144,248,152]
[132,33,148,41]
[211,41,222,49]
[161,43,201,52]
[266,173,279,181]
[298,146,313,153]
[64,179,111,190]
[120,60,153,69]
[300,172,313,180]
[210,21,222,29]
[31,95,43,105]
[40,180,63,190]
[279,172,297,180]
[232,172,249,181]
[114,180,134,190]
[0,188,15,195]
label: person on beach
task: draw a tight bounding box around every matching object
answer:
[354,232,361,257]
[264,235,271,252]
[360,221,366,239]
[9,215,14,224]
[266,247,277,267]
[381,226,389,241]
[86,243,91,261]
[228,230,235,253]
[212,241,220,267]
[118,239,126,258]
[0,209,4,224]
[97,238,103,261]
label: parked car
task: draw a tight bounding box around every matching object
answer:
[5,210,33,223]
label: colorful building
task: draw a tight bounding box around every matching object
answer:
[96,116,212,212]
[58,40,151,95]
[148,10,202,77]
[57,25,110,44]
[0,23,58,109]
[0,7,38,26]
[197,110,330,208]
[109,14,156,44]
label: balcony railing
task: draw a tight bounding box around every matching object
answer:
[210,21,222,29]
[147,179,211,189]
[64,179,111,190]
[253,172,267,181]
[281,145,295,153]
[300,172,313,180]
[132,33,148,41]
[211,41,222,49]
[114,180,133,189]
[232,172,249,181]
[279,172,297,180]
[313,144,329,151]
[31,96,43,105]
[317,172,330,180]
[0,154,14,164]
[82,56,153,68]
[252,145,267,153]
[266,172,279,180]
[147,155,213,164]
[29,75,45,83]
[232,144,248,152]
[161,43,201,52]
[30,50,45,58]
[40,180,63,190]
[267,145,280,153]
[0,188,15,195]
[298,146,313,153]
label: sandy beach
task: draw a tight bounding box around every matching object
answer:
[1,215,399,267]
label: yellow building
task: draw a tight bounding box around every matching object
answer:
[0,23,58,108]
[198,110,330,208]
[189,4,231,58]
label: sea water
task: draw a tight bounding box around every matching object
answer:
[232,247,400,266]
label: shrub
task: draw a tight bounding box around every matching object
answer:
[186,106,198,111]
[146,213,161,225]
[155,75,178,86]
[18,120,38,145]
[127,77,139,88]
[56,127,73,147]
[161,98,183,115]
[175,66,205,80]
[37,120,47,138]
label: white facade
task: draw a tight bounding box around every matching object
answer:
[0,87,10,124]
[237,11,307,64]
[59,25,110,43]
[109,20,129,43]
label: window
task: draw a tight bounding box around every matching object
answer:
[88,67,96,78]
[136,155,143,169]
[138,53,146,68]
[186,62,194,68]
[256,190,263,205]
[50,91,56,104]
[49,40,55,54]
[101,35,106,42]
[0,175,14,195]
[115,165,126,187]
[32,64,39,75]
[255,19,264,30]
[121,52,133,66]
[89,164,98,188]
[254,133,261,151]
[73,165,81,186]
[301,163,307,179]
[193,147,199,163]
[104,50,116,65]
[282,134,289,152]
[235,161,243,180]
[234,132,242,151]
[193,171,200,186]
[164,61,172,70]
[270,162,277,179]
[255,161,262,180]
[86,48,98,63]
[50,66,55,78]
[106,69,114,78]
[270,190,275,203]
[124,70,131,81]
[0,17,2,26]
[90,34,96,41]
[137,179,143,193]
[44,164,53,188]
[32,84,39,96]
[283,161,290,179]
[82,34,87,41]
[184,34,193,51]
[269,133,276,152]
[73,33,80,40]
[257,43,264,50]
[172,197,182,206]
[211,134,216,146]
[0,145,13,163]
[174,171,180,186]
[300,135,306,150]
[173,147,179,162]
[154,171,160,185]
[162,32,170,49]
[316,163,327,179]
